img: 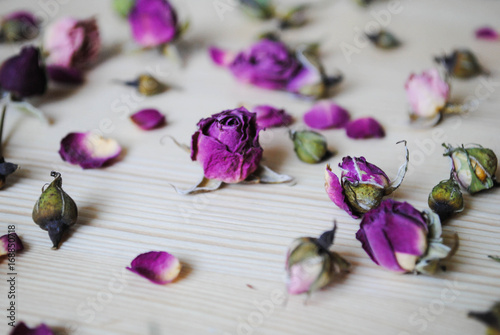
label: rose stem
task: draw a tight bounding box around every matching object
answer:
[0,104,6,158]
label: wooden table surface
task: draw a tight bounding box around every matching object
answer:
[1,0,499,334]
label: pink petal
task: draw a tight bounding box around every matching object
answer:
[475,27,499,40]
[287,263,317,295]
[0,233,24,256]
[252,105,292,129]
[130,108,165,130]
[303,101,350,129]
[325,164,358,218]
[9,322,54,335]
[127,251,181,285]
[209,47,235,67]
[59,132,122,169]
[345,117,385,139]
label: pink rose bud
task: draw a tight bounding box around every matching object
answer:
[44,17,100,69]
[129,0,179,47]
[405,68,449,122]
[191,107,263,183]
[303,101,350,130]
[127,251,181,285]
[0,233,24,256]
[325,141,409,218]
[356,199,458,274]
[252,104,292,130]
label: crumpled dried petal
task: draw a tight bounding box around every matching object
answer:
[209,47,235,67]
[9,322,54,335]
[127,251,181,285]
[475,27,499,40]
[0,233,23,256]
[129,0,179,47]
[59,132,122,169]
[46,65,84,84]
[303,101,350,129]
[345,117,384,139]
[252,105,292,129]
[0,11,39,43]
[130,108,166,130]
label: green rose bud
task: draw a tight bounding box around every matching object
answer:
[120,74,167,97]
[443,144,497,194]
[290,130,328,164]
[435,49,485,79]
[469,302,500,335]
[428,177,464,221]
[32,171,78,249]
[366,30,400,49]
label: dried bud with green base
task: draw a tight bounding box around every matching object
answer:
[290,130,328,164]
[428,177,464,221]
[121,74,167,96]
[32,171,78,249]
[366,30,400,49]
[435,49,485,79]
[443,144,497,194]
[469,302,500,335]
[239,0,275,20]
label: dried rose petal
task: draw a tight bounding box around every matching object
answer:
[129,0,178,47]
[127,251,181,285]
[9,322,54,335]
[303,101,350,129]
[345,117,385,139]
[252,105,292,129]
[59,132,122,169]
[325,164,358,218]
[130,108,165,130]
[0,233,23,256]
[475,27,499,40]
[46,65,84,84]
[209,47,235,67]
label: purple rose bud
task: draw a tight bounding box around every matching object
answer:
[0,233,23,256]
[345,117,385,139]
[127,251,181,285]
[191,107,263,183]
[356,199,458,274]
[129,0,178,47]
[44,17,100,69]
[475,27,499,40]
[0,46,47,99]
[228,39,301,90]
[303,101,350,129]
[252,105,292,130]
[130,108,166,130]
[325,141,409,217]
[0,11,39,43]
[9,322,54,335]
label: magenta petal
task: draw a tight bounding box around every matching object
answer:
[475,27,499,40]
[252,105,292,129]
[46,65,84,84]
[130,108,165,130]
[325,165,358,218]
[304,101,350,129]
[209,47,234,67]
[129,0,178,47]
[9,322,54,335]
[345,117,385,139]
[0,233,24,256]
[127,251,181,285]
[59,132,122,169]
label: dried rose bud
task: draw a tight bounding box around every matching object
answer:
[356,199,458,274]
[428,177,464,221]
[9,322,54,335]
[0,46,47,99]
[0,11,39,43]
[286,224,349,295]
[127,251,181,284]
[435,49,485,79]
[32,172,78,249]
[444,144,497,194]
[290,130,328,164]
[113,0,136,17]
[0,158,18,189]
[366,30,400,49]
[469,302,500,334]
[239,0,275,20]
[0,233,23,256]
[325,141,409,218]
[278,5,308,29]
[405,68,450,125]
[122,74,167,96]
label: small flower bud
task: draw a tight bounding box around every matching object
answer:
[443,144,498,194]
[239,0,275,20]
[366,30,400,49]
[469,302,500,334]
[435,49,485,79]
[32,172,78,249]
[290,130,328,164]
[428,177,464,221]
[121,74,167,96]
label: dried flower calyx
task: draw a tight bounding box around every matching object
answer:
[286,224,349,295]
[435,49,486,79]
[32,171,78,249]
[443,144,498,194]
[469,302,500,334]
[428,177,464,222]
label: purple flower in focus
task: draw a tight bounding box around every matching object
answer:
[127,251,181,285]
[191,107,263,183]
[303,101,350,129]
[252,105,292,129]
